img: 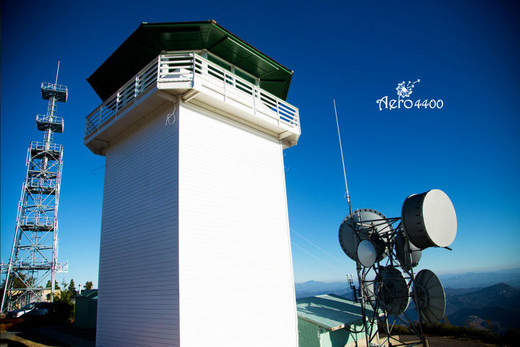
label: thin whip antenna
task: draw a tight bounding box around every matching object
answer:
[333,99,352,214]
[55,61,60,85]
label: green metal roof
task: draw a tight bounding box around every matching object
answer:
[87,20,293,101]
[76,289,98,300]
[296,294,375,331]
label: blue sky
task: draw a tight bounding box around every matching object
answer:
[1,0,519,288]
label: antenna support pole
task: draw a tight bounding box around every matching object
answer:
[333,99,352,214]
[55,61,61,85]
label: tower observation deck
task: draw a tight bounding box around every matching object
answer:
[1,67,69,312]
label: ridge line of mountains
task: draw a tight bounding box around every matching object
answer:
[295,268,520,334]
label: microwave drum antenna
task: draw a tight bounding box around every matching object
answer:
[401,189,457,249]
[376,266,410,316]
[395,230,422,270]
[413,269,446,323]
[339,209,390,262]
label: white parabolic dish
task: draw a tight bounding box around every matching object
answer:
[357,240,377,268]
[402,189,457,249]
[423,189,457,247]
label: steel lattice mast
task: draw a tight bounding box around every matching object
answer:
[1,64,69,312]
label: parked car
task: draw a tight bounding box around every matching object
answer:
[6,302,52,319]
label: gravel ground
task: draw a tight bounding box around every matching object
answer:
[396,334,500,346]
[2,327,501,347]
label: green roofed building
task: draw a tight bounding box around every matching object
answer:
[297,294,379,347]
[74,289,98,329]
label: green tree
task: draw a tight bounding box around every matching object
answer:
[61,279,68,292]
[52,291,75,324]
[52,278,76,323]
[45,280,61,290]
[68,279,77,296]
[84,281,93,290]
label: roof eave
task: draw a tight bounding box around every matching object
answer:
[87,20,294,101]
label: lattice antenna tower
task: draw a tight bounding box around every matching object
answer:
[1,63,69,312]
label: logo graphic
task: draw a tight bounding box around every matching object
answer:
[396,79,420,98]
[376,79,443,111]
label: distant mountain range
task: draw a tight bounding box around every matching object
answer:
[294,280,351,299]
[295,268,520,298]
[402,282,520,334]
[295,268,520,334]
[445,283,520,333]
[438,268,520,288]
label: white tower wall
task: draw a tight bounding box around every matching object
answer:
[178,102,297,346]
[96,100,297,346]
[97,103,180,346]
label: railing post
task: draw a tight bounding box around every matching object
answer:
[157,55,161,84]
[276,100,281,127]
[116,92,120,112]
[203,55,208,76]
[135,75,140,98]
[192,53,195,81]
[158,55,162,78]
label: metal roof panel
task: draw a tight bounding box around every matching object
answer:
[87,20,293,101]
[296,294,375,331]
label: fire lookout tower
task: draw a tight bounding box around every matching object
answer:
[84,21,300,346]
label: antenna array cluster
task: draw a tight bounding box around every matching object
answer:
[338,189,457,346]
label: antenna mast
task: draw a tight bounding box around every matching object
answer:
[333,99,352,214]
[55,61,60,85]
[1,63,69,313]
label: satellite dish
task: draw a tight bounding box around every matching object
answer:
[413,269,446,323]
[395,230,422,270]
[376,267,410,315]
[357,240,377,267]
[339,209,391,263]
[401,189,457,249]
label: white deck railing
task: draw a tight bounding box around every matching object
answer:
[26,177,57,190]
[41,82,68,93]
[29,142,62,153]
[36,114,64,124]
[19,216,54,229]
[85,52,299,138]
